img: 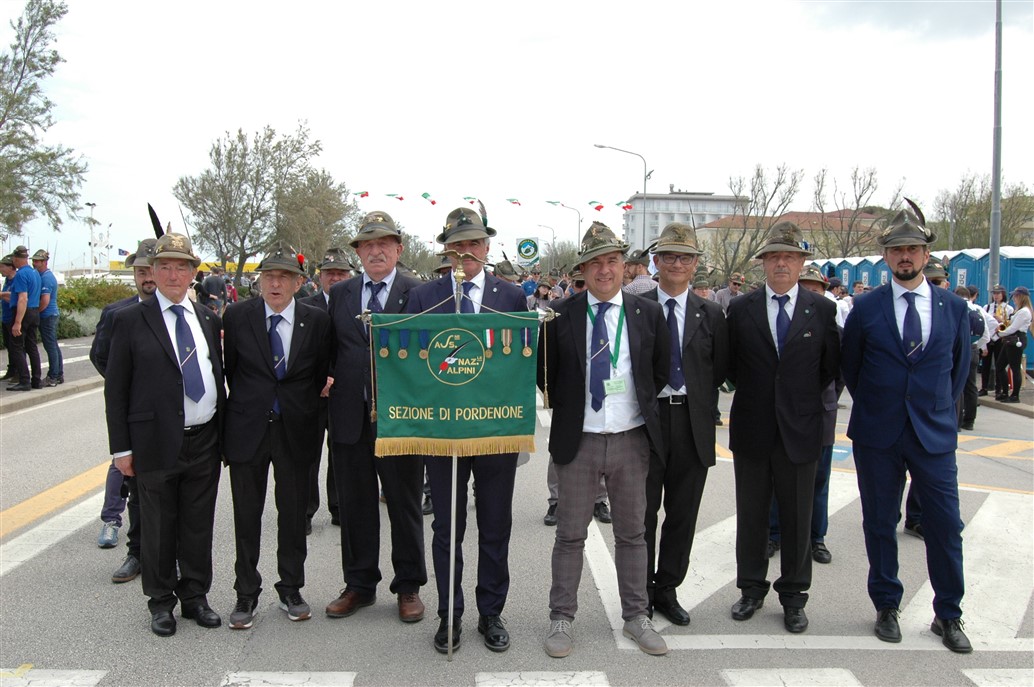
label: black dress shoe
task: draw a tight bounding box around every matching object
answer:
[330,514,341,526]
[434,617,462,654]
[783,607,808,633]
[874,608,901,643]
[731,596,763,621]
[181,601,222,628]
[112,554,141,583]
[30,379,43,389]
[1004,396,1020,403]
[811,542,832,564]
[766,540,780,558]
[305,518,313,535]
[593,502,612,524]
[903,522,924,540]
[931,616,973,653]
[422,496,433,515]
[543,503,558,526]
[977,389,988,396]
[151,610,177,636]
[653,597,690,626]
[960,421,974,431]
[6,382,30,391]
[478,614,510,652]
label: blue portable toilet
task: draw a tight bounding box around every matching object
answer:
[856,256,879,288]
[873,258,891,286]
[843,257,865,286]
[949,248,985,294]
[999,247,1034,291]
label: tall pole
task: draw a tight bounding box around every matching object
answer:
[559,203,583,243]
[594,145,649,251]
[85,202,97,278]
[538,225,556,274]
[988,0,1003,292]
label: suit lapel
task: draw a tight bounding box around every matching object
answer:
[249,300,276,375]
[142,298,178,368]
[915,285,945,364]
[287,304,311,369]
[348,279,368,339]
[570,291,588,378]
[625,296,645,374]
[682,292,705,350]
[480,274,504,312]
[384,276,409,314]
[745,290,776,352]
[879,286,910,359]
[784,289,816,346]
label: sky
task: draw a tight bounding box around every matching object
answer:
[3,0,1032,270]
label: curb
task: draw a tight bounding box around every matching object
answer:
[978,396,1034,419]
[0,376,104,415]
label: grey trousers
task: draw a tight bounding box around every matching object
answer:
[550,427,650,621]
[547,456,608,506]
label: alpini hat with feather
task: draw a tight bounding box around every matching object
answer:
[150,233,201,268]
[350,211,402,248]
[437,202,496,244]
[125,238,157,268]
[318,247,355,271]
[652,221,704,256]
[755,221,813,259]
[256,243,307,277]
[575,221,629,267]
[877,198,936,248]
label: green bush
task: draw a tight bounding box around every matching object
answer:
[58,278,134,313]
[57,313,86,339]
[64,307,102,337]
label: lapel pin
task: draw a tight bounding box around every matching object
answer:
[695,313,701,318]
[805,309,810,315]
[493,287,498,293]
[300,322,305,327]
[636,308,641,314]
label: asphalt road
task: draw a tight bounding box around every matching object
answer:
[0,348,1032,687]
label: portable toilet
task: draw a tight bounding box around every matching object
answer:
[873,258,891,286]
[949,248,986,295]
[999,246,1034,291]
[856,256,879,288]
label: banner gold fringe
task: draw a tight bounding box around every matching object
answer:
[375,436,535,458]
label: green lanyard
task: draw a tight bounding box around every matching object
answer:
[587,302,625,369]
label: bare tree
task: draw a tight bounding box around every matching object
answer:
[932,174,1034,249]
[707,164,803,279]
[811,167,894,257]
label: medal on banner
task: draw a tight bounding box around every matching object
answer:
[484,328,494,358]
[378,328,390,358]
[501,329,512,355]
[398,329,410,359]
[521,327,533,357]
[418,329,430,360]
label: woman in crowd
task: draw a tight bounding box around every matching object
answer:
[994,286,1032,403]
[980,285,1014,396]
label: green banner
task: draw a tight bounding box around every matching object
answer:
[371,311,539,457]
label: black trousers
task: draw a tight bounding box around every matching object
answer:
[979,339,1002,391]
[229,418,310,601]
[2,320,15,374]
[958,346,979,425]
[135,420,220,613]
[9,307,40,384]
[645,400,709,601]
[995,337,1025,397]
[332,410,426,595]
[733,435,817,608]
[307,407,338,521]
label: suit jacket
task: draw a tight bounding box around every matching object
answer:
[90,294,139,376]
[841,283,970,454]
[328,272,420,445]
[537,290,669,464]
[727,286,840,464]
[641,287,729,466]
[221,297,331,464]
[302,291,329,312]
[104,297,225,473]
[407,271,528,317]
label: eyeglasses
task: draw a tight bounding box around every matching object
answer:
[657,253,696,265]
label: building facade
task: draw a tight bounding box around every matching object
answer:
[621,186,745,251]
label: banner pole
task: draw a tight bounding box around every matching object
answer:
[446,257,467,661]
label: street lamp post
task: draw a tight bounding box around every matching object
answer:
[594,144,651,251]
[558,203,583,244]
[85,201,97,278]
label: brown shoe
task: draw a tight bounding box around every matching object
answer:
[398,592,425,623]
[325,589,375,618]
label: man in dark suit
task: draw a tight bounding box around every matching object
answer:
[105,232,224,637]
[223,245,332,629]
[91,238,157,583]
[322,213,428,627]
[300,247,354,532]
[538,222,670,658]
[726,222,839,634]
[639,222,728,626]
[842,205,973,653]
[407,207,528,654]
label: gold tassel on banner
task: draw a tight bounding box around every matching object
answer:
[375,435,536,458]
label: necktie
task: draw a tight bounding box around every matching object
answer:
[666,298,685,391]
[773,294,790,354]
[902,292,923,361]
[170,305,205,403]
[461,281,475,314]
[366,281,385,313]
[269,314,286,414]
[589,302,612,412]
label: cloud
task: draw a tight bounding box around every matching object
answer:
[804,0,1032,38]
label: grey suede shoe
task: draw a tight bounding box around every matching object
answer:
[622,615,668,655]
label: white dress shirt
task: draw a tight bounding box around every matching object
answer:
[265,298,296,371]
[765,282,800,355]
[155,290,218,427]
[891,278,933,347]
[362,268,397,311]
[656,286,687,397]
[582,291,644,434]
[449,268,487,313]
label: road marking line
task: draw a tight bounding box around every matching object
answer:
[2,386,103,418]
[663,634,1032,651]
[477,672,609,687]
[537,409,552,428]
[962,669,1034,686]
[220,673,357,687]
[0,667,105,686]
[966,439,1034,458]
[0,492,103,577]
[0,460,109,539]
[721,668,862,686]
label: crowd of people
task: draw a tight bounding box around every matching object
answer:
[54,201,1033,659]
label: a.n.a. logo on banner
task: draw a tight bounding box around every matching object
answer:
[428,328,486,386]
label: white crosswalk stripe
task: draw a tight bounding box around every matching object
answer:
[0,668,106,686]
[961,669,1034,686]
[476,672,610,687]
[721,668,862,686]
[219,673,357,687]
